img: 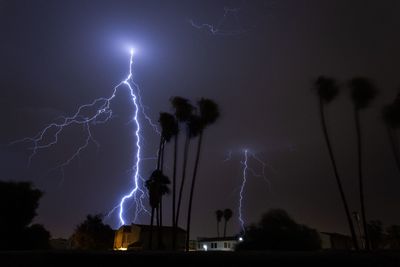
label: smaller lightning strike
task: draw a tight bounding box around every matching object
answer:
[189,6,247,36]
[223,148,274,234]
[238,149,248,233]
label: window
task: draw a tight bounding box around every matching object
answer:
[224,242,227,248]
[214,242,218,248]
[228,243,231,248]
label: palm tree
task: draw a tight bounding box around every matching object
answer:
[145,175,160,250]
[314,76,359,250]
[382,93,400,173]
[171,97,194,229]
[223,208,233,237]
[349,77,377,251]
[146,170,170,249]
[185,98,220,251]
[158,113,179,249]
[215,210,223,237]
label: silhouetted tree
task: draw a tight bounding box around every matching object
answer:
[145,170,170,249]
[172,97,195,230]
[25,224,51,250]
[158,112,179,249]
[145,174,160,250]
[236,209,321,251]
[367,220,384,250]
[382,93,400,174]
[0,181,50,250]
[349,77,377,250]
[215,210,223,237]
[223,208,233,238]
[71,214,114,250]
[313,76,359,250]
[186,98,220,250]
[386,225,400,249]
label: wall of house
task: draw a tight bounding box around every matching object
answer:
[197,240,237,251]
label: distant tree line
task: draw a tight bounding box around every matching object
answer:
[0,181,50,250]
[236,209,321,251]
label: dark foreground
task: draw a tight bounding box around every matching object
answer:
[1,250,399,267]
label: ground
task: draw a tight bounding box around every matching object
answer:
[0,251,399,267]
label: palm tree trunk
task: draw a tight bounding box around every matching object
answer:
[319,98,359,250]
[160,141,165,171]
[175,136,190,227]
[157,137,164,170]
[158,198,163,249]
[217,221,220,238]
[172,135,178,250]
[386,125,400,173]
[224,220,227,238]
[185,132,203,251]
[354,109,370,250]
[149,207,155,250]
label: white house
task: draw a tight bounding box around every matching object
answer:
[196,236,241,251]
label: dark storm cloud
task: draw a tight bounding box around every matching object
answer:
[1,0,400,239]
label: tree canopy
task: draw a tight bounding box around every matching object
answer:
[236,209,321,251]
[0,181,50,250]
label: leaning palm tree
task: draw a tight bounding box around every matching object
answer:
[349,77,377,251]
[215,209,223,237]
[185,98,220,251]
[171,97,194,229]
[314,76,359,250]
[223,208,233,237]
[382,93,400,174]
[158,112,179,249]
[158,113,178,170]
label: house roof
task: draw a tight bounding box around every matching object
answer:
[119,224,186,233]
[320,232,351,238]
[197,236,239,242]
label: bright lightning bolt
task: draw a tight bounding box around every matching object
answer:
[10,47,156,226]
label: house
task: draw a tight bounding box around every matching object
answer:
[113,224,186,250]
[320,232,353,249]
[196,236,241,251]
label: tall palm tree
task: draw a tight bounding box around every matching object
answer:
[382,93,400,174]
[158,113,179,249]
[314,76,359,250]
[349,77,377,251]
[223,208,233,237]
[185,98,220,251]
[215,209,223,238]
[171,97,194,229]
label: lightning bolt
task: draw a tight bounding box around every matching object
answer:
[238,149,248,233]
[189,6,246,36]
[223,148,273,234]
[10,48,156,226]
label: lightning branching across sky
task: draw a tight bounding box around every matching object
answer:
[11,48,157,226]
[223,148,272,233]
[189,6,247,36]
[238,149,249,233]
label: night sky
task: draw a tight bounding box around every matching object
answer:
[1,0,400,240]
